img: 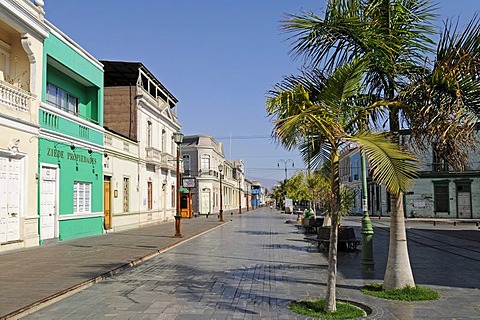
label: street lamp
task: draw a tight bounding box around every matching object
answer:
[218,164,224,222]
[277,159,294,181]
[238,179,242,214]
[173,131,184,238]
[360,152,374,270]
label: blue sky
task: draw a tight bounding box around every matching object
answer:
[44,0,478,188]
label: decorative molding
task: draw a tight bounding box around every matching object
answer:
[21,33,36,92]
[58,212,103,221]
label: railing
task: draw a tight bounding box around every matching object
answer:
[161,153,175,168]
[432,162,449,172]
[0,81,32,112]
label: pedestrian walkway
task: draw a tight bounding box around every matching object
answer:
[4,209,480,319]
[0,216,224,319]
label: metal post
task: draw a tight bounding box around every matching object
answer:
[360,151,374,270]
[174,144,182,237]
[218,164,224,222]
[277,159,294,181]
[173,131,184,238]
[237,180,241,214]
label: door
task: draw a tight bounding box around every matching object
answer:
[457,191,471,218]
[40,165,57,240]
[103,178,111,229]
[200,189,211,214]
[0,156,21,243]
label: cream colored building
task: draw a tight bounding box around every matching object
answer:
[102,61,181,231]
[0,0,48,252]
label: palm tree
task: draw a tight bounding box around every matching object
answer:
[267,59,417,312]
[281,0,480,289]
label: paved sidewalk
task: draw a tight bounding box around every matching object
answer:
[0,216,225,319]
[12,209,480,319]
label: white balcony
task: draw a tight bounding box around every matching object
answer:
[145,147,162,164]
[0,81,32,113]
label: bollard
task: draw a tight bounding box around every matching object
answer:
[454,221,457,226]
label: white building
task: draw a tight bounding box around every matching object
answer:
[181,135,247,216]
[102,61,181,230]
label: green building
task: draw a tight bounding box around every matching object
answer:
[38,23,104,242]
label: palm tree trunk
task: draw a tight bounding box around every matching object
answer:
[325,150,340,312]
[384,105,415,289]
[383,192,415,289]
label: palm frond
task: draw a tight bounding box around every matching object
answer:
[348,132,418,194]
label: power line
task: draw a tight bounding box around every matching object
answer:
[215,135,271,140]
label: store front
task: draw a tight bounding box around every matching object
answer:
[38,138,103,242]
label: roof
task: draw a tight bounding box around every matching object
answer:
[100,60,178,104]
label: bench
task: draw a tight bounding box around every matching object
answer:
[304,226,360,252]
[295,217,325,234]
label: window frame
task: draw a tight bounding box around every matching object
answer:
[123,177,129,212]
[46,82,79,114]
[73,181,91,214]
[201,154,210,172]
[433,181,450,213]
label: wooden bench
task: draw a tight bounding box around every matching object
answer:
[304,226,360,252]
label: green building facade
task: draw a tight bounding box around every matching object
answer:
[38,25,104,242]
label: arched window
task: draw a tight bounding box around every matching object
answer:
[183,154,190,176]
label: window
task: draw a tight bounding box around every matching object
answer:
[171,185,175,208]
[147,121,152,148]
[161,129,166,152]
[73,182,91,213]
[147,181,152,210]
[201,154,210,172]
[432,144,449,172]
[434,183,449,212]
[183,154,190,176]
[123,177,129,212]
[47,83,78,114]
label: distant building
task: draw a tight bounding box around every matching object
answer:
[180,135,248,216]
[340,130,480,219]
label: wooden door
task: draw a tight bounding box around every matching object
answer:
[103,179,111,229]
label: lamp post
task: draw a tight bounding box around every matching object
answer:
[173,131,184,238]
[277,159,294,181]
[218,164,224,222]
[360,151,374,270]
[238,179,242,214]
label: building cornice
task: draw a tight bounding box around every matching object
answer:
[0,0,49,40]
[45,20,103,71]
